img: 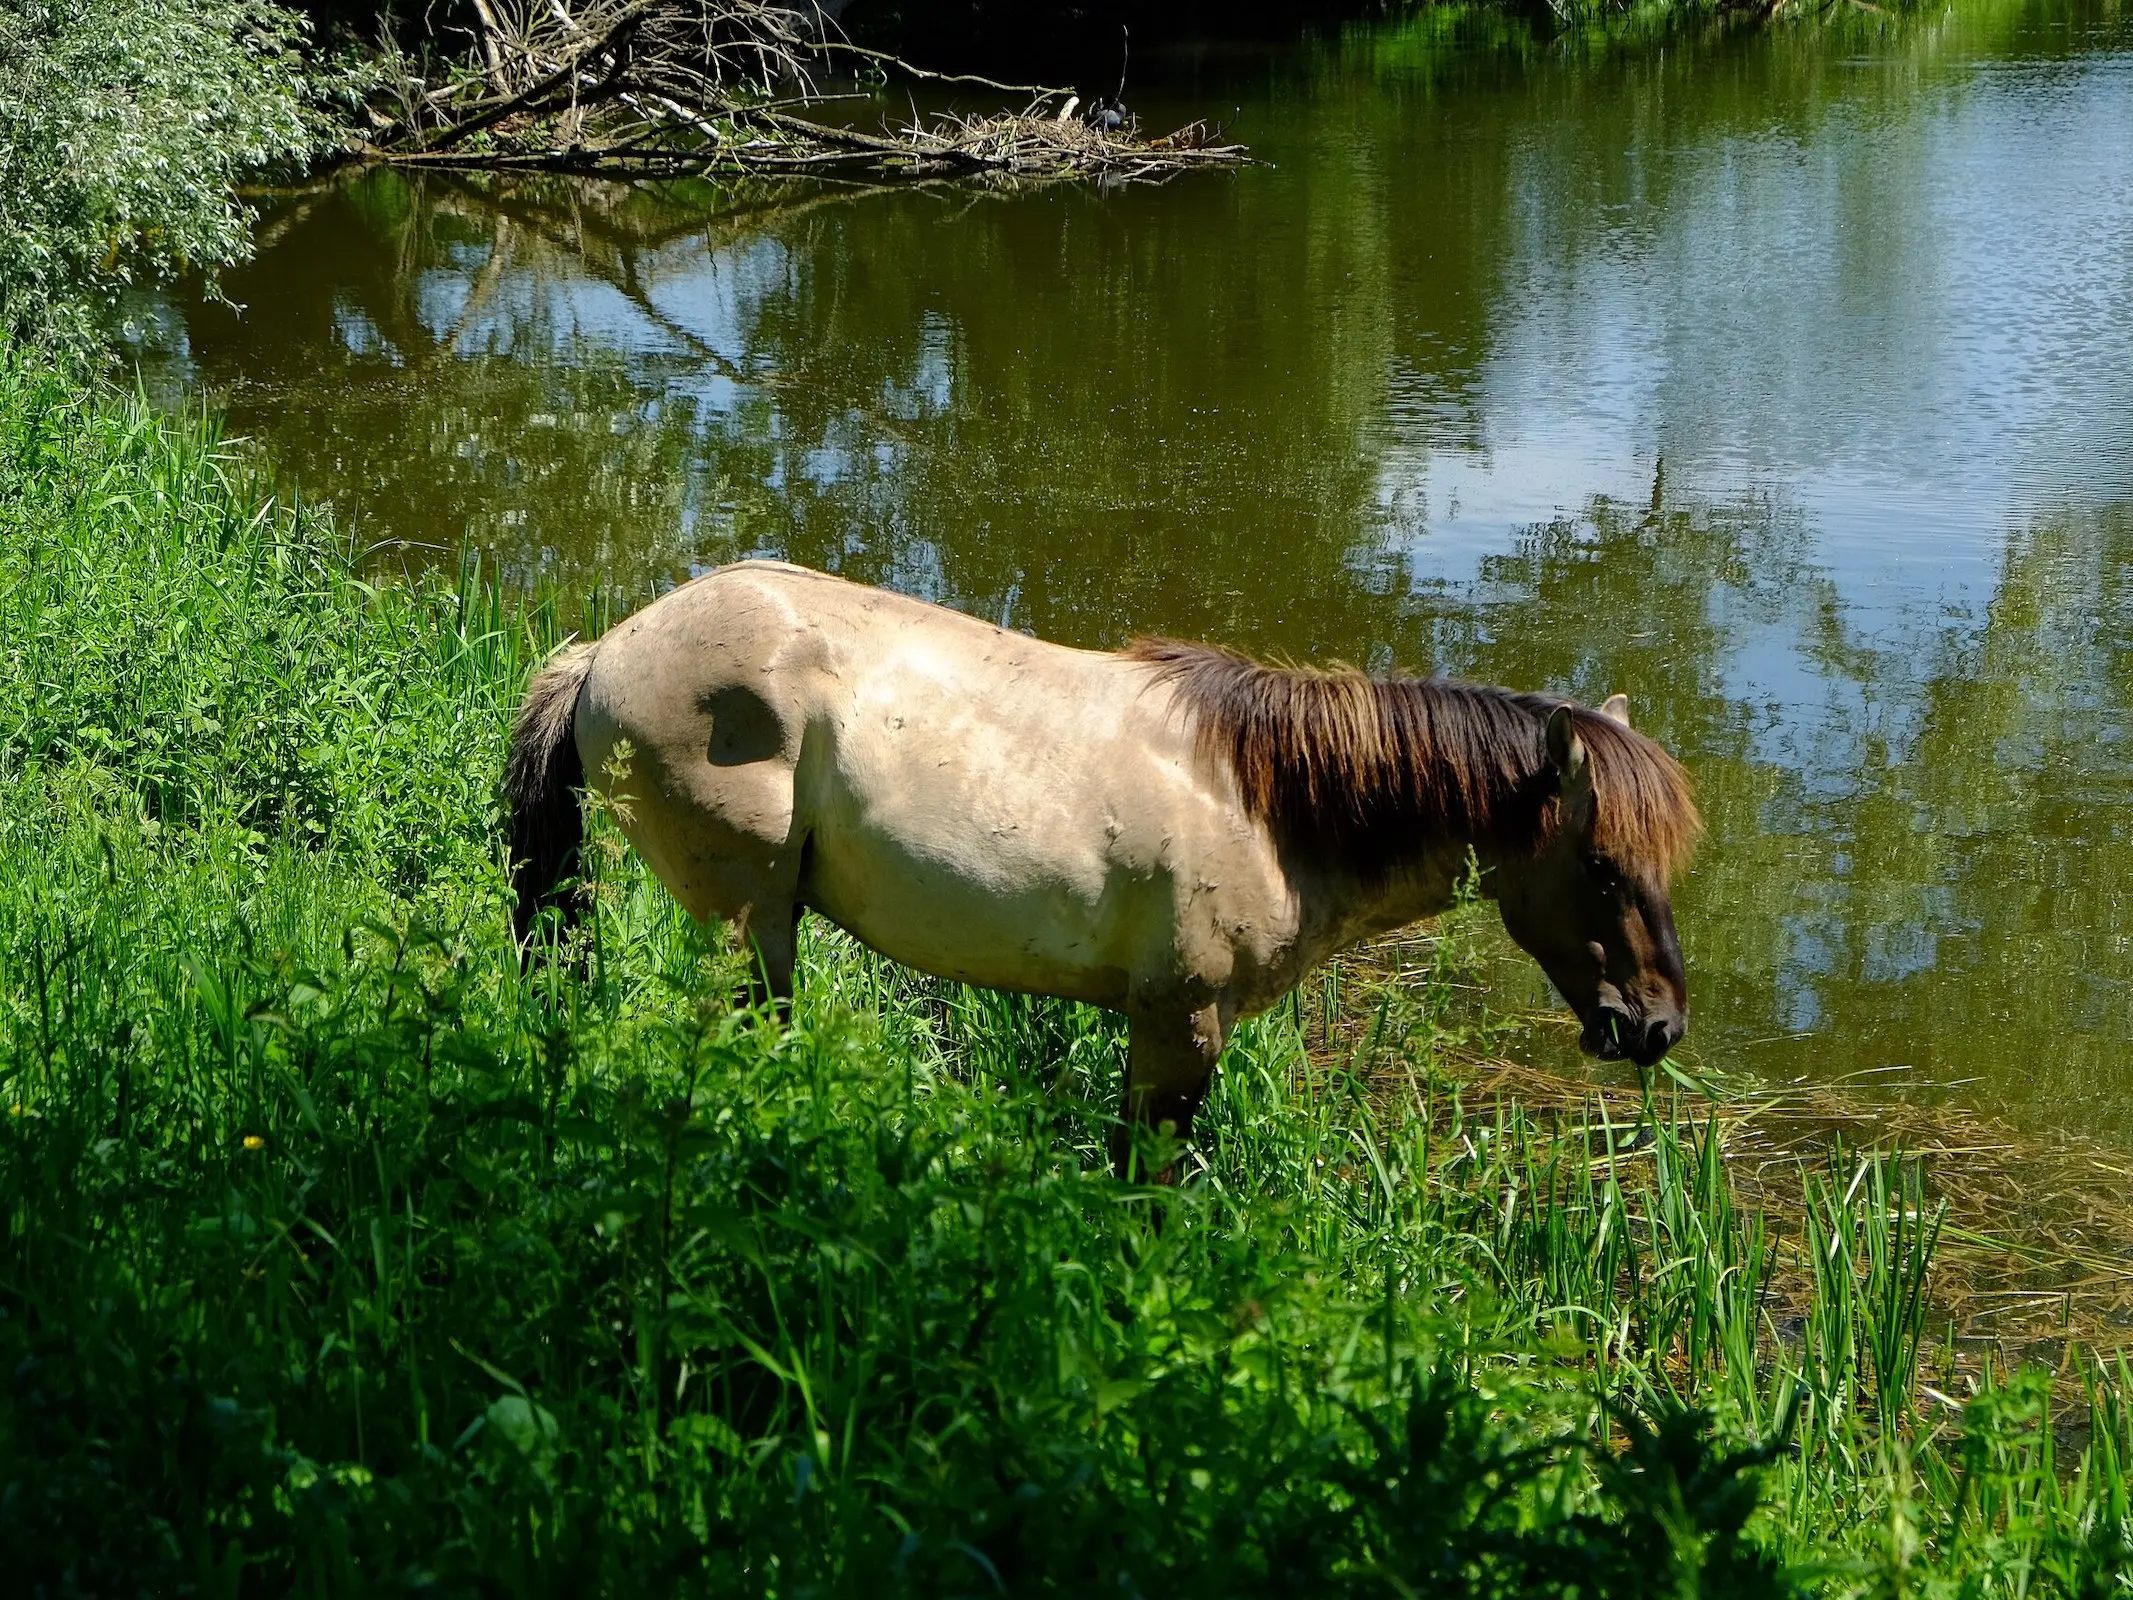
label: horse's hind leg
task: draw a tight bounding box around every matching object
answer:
[630,819,801,1010]
[1113,1002,1227,1184]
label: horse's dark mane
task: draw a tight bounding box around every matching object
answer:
[1124,639,1700,882]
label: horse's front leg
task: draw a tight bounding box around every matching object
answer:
[1113,1002,1227,1184]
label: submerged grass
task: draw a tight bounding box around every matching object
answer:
[1,344,2129,1594]
[1333,928,2133,1387]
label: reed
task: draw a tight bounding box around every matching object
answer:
[1,344,2128,1593]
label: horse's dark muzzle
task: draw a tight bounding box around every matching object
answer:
[1582,1007,1683,1068]
[1637,1013,1684,1066]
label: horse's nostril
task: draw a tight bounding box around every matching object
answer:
[1647,1017,1679,1059]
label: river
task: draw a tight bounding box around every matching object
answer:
[130,0,2133,1143]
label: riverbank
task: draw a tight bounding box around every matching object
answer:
[1327,931,2133,1377]
[1,347,2128,1592]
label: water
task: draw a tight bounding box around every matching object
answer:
[131,0,2133,1142]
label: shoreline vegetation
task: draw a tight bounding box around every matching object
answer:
[1334,941,2133,1395]
[4,349,2131,1591]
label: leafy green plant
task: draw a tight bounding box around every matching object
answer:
[0,0,335,350]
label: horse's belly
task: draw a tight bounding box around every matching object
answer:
[802,818,1140,1008]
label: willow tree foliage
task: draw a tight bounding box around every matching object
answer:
[0,0,331,349]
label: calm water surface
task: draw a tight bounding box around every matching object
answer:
[133,0,2133,1141]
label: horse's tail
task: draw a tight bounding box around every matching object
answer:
[506,640,599,952]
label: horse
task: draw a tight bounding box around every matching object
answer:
[506,561,1700,1180]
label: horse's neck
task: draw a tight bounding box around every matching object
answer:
[1259,683,1551,979]
[1288,837,1492,972]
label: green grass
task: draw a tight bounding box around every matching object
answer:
[1,344,2128,1596]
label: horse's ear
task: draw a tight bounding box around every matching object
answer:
[1546,705,1588,783]
[1600,693,1630,727]
[1546,705,1596,831]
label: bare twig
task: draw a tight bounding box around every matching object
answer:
[807,40,1070,102]
[470,0,512,91]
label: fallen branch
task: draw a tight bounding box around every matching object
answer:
[354,0,1250,186]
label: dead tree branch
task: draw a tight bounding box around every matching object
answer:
[354,0,1250,186]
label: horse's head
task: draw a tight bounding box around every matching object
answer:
[1493,695,1690,1070]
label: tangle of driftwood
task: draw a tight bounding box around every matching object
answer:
[358,0,1250,183]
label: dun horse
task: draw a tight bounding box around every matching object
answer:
[507,561,1699,1179]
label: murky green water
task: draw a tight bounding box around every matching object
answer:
[132,0,2133,1141]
